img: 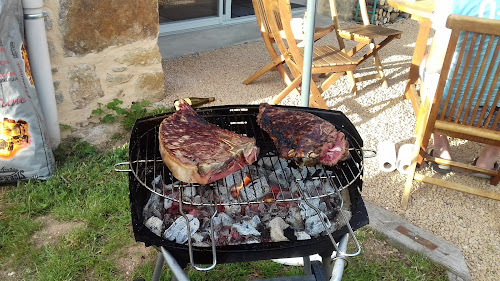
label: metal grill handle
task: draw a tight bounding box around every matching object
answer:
[179,188,218,271]
[114,162,132,172]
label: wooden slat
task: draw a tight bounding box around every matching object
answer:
[414,173,500,201]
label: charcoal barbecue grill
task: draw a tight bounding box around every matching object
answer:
[115,104,372,280]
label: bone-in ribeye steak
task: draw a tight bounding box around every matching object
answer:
[159,100,259,185]
[257,103,349,166]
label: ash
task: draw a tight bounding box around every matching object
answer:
[143,156,352,247]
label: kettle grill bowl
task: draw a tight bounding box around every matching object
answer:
[127,105,369,266]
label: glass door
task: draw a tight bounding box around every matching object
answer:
[159,0,219,23]
[159,0,224,33]
[159,0,306,33]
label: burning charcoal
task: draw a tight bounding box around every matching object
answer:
[192,233,210,247]
[164,198,175,210]
[302,179,322,196]
[218,212,234,227]
[223,169,246,187]
[257,156,274,170]
[232,222,260,236]
[290,180,305,194]
[285,206,303,228]
[295,231,311,240]
[272,157,289,171]
[250,215,261,227]
[144,216,163,236]
[216,228,231,246]
[305,213,332,237]
[231,216,261,236]
[192,195,202,205]
[283,227,297,241]
[292,166,308,179]
[212,216,222,227]
[312,165,325,177]
[323,179,335,195]
[268,168,291,187]
[151,175,164,193]
[244,205,259,217]
[224,204,242,216]
[182,186,197,202]
[269,217,290,242]
[163,214,200,244]
[239,178,270,202]
[299,198,322,218]
[143,193,163,219]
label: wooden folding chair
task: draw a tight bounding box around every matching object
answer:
[329,0,402,93]
[262,0,358,109]
[402,14,500,210]
[243,0,335,85]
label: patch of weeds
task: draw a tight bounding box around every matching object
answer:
[92,99,173,130]
[59,123,73,131]
[342,227,448,281]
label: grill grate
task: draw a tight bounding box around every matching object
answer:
[128,107,364,207]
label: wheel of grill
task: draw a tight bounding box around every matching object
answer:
[310,261,327,281]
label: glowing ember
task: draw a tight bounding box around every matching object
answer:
[230,173,252,198]
[0,118,30,159]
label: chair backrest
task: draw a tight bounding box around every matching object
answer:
[252,0,284,40]
[262,0,303,68]
[427,14,500,143]
[328,0,370,51]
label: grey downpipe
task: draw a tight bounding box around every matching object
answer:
[300,0,317,107]
[22,0,61,147]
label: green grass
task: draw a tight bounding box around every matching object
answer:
[0,138,448,280]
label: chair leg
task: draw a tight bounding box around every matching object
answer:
[272,75,303,105]
[373,52,388,88]
[490,174,500,185]
[243,56,286,85]
[346,71,358,95]
[309,81,329,109]
[401,146,420,210]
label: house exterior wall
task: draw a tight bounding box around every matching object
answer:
[318,0,357,20]
[42,0,165,129]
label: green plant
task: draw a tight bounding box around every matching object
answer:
[92,99,173,130]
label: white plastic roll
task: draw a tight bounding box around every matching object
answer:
[377,140,397,172]
[397,144,417,174]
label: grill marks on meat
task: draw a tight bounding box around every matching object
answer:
[158,100,259,185]
[257,103,349,166]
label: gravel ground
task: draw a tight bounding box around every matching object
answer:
[162,18,499,281]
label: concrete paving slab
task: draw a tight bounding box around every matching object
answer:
[365,201,473,281]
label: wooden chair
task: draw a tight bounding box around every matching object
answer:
[243,0,335,86]
[402,14,500,210]
[329,0,402,92]
[262,0,358,109]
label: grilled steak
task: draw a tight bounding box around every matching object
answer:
[158,100,259,185]
[257,103,349,166]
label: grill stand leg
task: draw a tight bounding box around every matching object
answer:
[151,251,164,281]
[303,256,312,275]
[320,253,333,280]
[151,247,190,281]
[330,234,349,281]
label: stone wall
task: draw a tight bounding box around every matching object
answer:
[318,0,357,21]
[43,0,165,130]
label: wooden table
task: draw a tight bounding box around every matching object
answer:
[387,0,436,115]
